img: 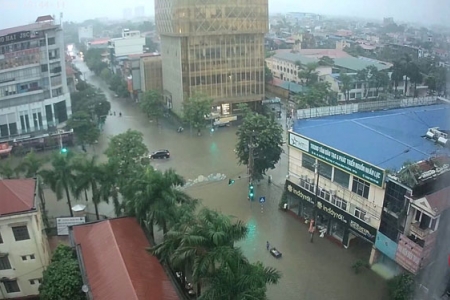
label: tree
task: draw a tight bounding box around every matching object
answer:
[0,158,16,179]
[66,111,100,147]
[183,93,213,136]
[264,62,273,84]
[318,56,334,66]
[374,70,390,98]
[294,81,331,108]
[108,74,129,98]
[73,155,103,220]
[104,129,148,180]
[40,151,77,217]
[236,113,283,181]
[387,273,414,300]
[100,68,111,82]
[297,62,319,86]
[16,150,42,178]
[39,244,85,300]
[339,72,353,102]
[407,63,423,97]
[140,90,165,124]
[391,61,404,97]
[199,248,281,300]
[97,162,122,217]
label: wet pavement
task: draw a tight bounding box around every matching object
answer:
[41,58,388,300]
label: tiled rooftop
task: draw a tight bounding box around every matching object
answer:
[71,217,180,300]
[0,179,36,215]
[292,104,450,171]
[333,57,392,72]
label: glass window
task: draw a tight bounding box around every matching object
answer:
[0,232,2,243]
[333,168,350,188]
[352,177,370,199]
[4,280,20,293]
[319,163,332,180]
[0,256,11,270]
[12,225,30,241]
[302,153,316,172]
[354,207,366,220]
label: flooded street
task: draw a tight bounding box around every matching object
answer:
[46,58,388,300]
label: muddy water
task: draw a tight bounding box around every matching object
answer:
[34,59,388,299]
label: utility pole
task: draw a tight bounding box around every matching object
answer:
[310,162,321,243]
[248,131,255,183]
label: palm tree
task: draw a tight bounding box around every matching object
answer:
[391,61,404,97]
[400,54,413,95]
[97,162,121,217]
[339,72,352,102]
[298,62,319,86]
[199,248,281,300]
[16,150,43,178]
[73,155,103,220]
[40,151,77,217]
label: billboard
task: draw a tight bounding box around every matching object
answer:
[289,132,385,187]
[56,217,86,235]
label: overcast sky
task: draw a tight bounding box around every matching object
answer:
[0,0,448,30]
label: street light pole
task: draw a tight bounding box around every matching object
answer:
[310,161,321,243]
[248,130,255,184]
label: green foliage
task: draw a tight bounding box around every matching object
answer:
[104,129,149,178]
[145,37,158,52]
[339,72,353,101]
[16,150,42,178]
[70,85,111,119]
[108,74,129,98]
[295,81,332,108]
[39,244,85,300]
[40,151,77,217]
[100,68,111,82]
[183,93,213,134]
[0,157,17,179]
[67,111,100,146]
[387,273,415,300]
[236,113,283,180]
[140,90,164,123]
[84,48,108,75]
[318,56,334,66]
[296,62,319,86]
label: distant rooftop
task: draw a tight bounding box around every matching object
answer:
[0,179,36,215]
[0,17,58,36]
[272,52,318,65]
[274,49,351,59]
[292,104,450,172]
[333,56,392,72]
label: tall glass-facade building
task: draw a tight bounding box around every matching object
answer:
[155,0,268,116]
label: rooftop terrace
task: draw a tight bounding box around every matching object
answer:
[292,104,450,172]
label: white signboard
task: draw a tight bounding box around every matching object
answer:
[289,132,309,152]
[56,217,86,236]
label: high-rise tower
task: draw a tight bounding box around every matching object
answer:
[155,0,268,116]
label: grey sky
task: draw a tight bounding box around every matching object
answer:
[0,0,448,29]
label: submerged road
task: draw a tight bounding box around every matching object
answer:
[46,58,388,300]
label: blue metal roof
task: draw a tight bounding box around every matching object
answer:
[292,104,450,171]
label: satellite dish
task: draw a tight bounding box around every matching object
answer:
[82,285,89,293]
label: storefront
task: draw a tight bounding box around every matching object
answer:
[285,180,377,247]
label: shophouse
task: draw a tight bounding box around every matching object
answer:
[286,103,450,266]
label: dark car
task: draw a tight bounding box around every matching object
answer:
[150,149,170,159]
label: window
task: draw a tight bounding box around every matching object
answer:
[12,225,30,241]
[354,207,366,220]
[41,64,48,72]
[0,232,3,243]
[320,189,330,201]
[319,163,332,180]
[29,279,41,285]
[333,168,350,188]
[302,153,316,172]
[4,280,20,293]
[331,195,347,211]
[352,177,370,199]
[30,254,35,260]
[48,37,55,45]
[0,256,11,270]
[21,256,27,261]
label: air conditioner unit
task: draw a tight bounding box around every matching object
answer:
[438,136,448,146]
[364,215,371,222]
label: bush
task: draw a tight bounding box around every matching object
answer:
[387,273,415,300]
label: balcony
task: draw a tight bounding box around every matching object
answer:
[410,222,432,240]
[0,48,41,72]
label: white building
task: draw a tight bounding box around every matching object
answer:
[108,29,145,58]
[0,178,51,298]
[0,15,72,142]
[77,25,93,43]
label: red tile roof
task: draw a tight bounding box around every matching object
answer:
[0,179,36,215]
[425,186,450,215]
[89,38,110,45]
[72,217,180,300]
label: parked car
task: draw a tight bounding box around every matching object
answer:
[150,149,170,159]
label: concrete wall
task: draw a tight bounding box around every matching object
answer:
[113,37,145,57]
[0,210,51,297]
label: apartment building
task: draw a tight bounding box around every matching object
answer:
[0,16,72,141]
[0,178,51,299]
[285,104,450,268]
[266,52,332,84]
[108,29,145,74]
[155,0,269,116]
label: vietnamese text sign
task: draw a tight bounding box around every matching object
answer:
[56,217,85,235]
[289,132,385,187]
[0,31,31,46]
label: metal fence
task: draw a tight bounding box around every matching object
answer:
[296,96,439,119]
